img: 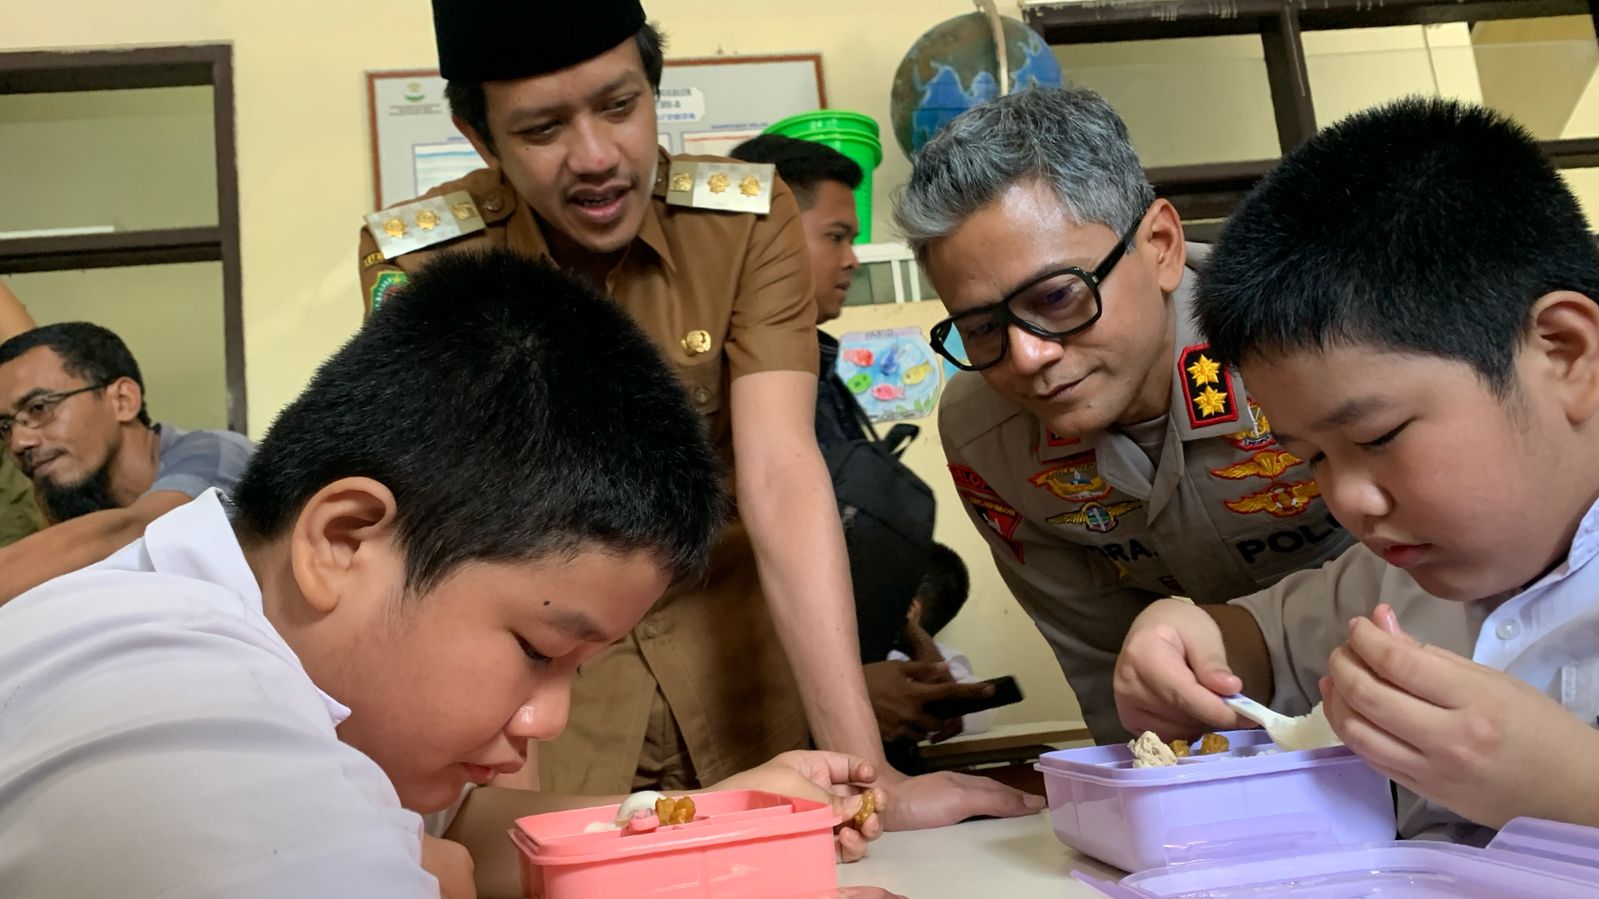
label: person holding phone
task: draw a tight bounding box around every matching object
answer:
[867,543,1023,762]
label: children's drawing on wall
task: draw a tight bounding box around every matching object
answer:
[835,327,943,423]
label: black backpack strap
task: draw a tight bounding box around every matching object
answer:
[880,423,920,459]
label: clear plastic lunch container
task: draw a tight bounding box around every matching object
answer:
[1073,817,1599,897]
[508,789,840,899]
[1035,728,1396,873]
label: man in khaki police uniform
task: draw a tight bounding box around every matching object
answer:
[894,87,1356,743]
[358,0,1035,833]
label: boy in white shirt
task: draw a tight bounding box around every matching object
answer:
[0,250,885,899]
[1114,97,1599,842]
[884,543,997,739]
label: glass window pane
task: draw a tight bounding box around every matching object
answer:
[0,86,218,235]
[1473,16,1599,141]
[6,263,229,430]
[1305,25,1484,128]
[1561,168,1599,233]
[1060,36,1280,167]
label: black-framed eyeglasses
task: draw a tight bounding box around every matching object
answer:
[0,384,107,442]
[929,210,1146,372]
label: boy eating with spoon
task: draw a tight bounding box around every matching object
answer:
[1113,97,1599,842]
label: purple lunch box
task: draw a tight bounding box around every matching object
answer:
[1074,817,1599,897]
[1035,728,1396,873]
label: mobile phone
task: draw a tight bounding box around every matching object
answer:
[923,675,1024,720]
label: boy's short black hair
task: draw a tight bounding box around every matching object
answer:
[728,134,863,210]
[1196,96,1599,392]
[0,322,150,427]
[445,23,666,155]
[914,543,970,636]
[231,248,725,593]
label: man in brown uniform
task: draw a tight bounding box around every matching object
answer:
[358,0,1036,832]
[0,281,40,548]
[894,87,1356,743]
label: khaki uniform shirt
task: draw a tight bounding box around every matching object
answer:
[1233,544,1481,841]
[940,245,1355,742]
[358,152,817,791]
[0,455,41,548]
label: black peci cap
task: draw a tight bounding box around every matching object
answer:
[432,0,648,82]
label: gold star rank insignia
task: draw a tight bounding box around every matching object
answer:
[1194,385,1229,417]
[1186,353,1221,386]
[1178,343,1240,428]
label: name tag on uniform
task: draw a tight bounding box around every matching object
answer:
[364,191,486,260]
[664,161,773,216]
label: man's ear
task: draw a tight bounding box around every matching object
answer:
[107,377,144,425]
[1143,198,1188,296]
[288,477,403,615]
[1525,290,1599,428]
[454,114,499,169]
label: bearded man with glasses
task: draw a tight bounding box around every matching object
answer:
[895,87,1355,742]
[0,322,254,606]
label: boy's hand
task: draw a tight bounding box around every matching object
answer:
[1114,598,1253,738]
[903,617,943,665]
[1325,604,1599,829]
[420,835,476,899]
[712,751,885,861]
[862,660,989,742]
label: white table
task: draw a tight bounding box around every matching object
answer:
[836,814,1125,896]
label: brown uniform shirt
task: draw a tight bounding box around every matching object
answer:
[0,454,41,548]
[940,245,1356,742]
[358,152,818,791]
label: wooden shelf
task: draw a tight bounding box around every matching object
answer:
[1028,0,1596,207]
[0,227,222,274]
[0,43,245,433]
[1024,0,1590,44]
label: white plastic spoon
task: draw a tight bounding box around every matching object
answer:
[1221,694,1341,751]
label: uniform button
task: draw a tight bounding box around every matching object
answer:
[482,193,503,213]
[640,620,662,639]
[693,387,711,405]
[1494,619,1521,641]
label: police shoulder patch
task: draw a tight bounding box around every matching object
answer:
[948,463,1025,562]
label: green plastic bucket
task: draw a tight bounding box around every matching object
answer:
[765,110,884,243]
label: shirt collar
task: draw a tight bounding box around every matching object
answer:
[1168,243,1253,442]
[141,489,353,726]
[1524,493,1599,590]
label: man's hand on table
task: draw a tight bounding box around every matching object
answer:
[876,768,1044,831]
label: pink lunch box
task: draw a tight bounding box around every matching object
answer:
[509,789,841,898]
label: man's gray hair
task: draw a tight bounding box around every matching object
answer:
[894,86,1155,260]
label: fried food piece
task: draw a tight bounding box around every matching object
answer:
[670,795,696,825]
[849,789,876,829]
[1196,732,1230,755]
[654,795,697,825]
[1128,731,1178,768]
[1170,740,1191,758]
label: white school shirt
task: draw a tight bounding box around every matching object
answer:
[1233,495,1599,843]
[0,490,440,898]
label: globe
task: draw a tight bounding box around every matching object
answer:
[890,13,1064,157]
